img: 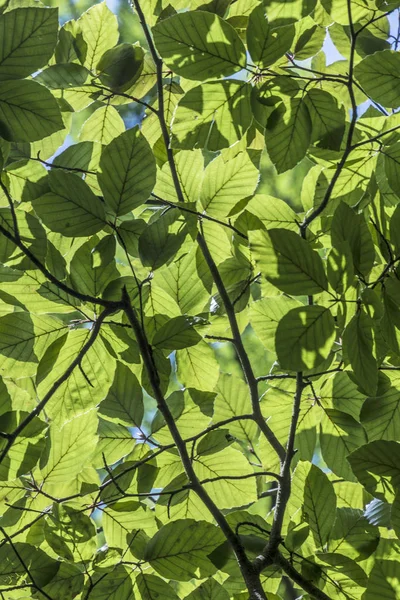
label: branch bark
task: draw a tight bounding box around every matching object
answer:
[122,286,267,599]
[254,374,305,571]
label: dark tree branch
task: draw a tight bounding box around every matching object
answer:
[122,284,267,599]
[275,552,332,600]
[300,0,359,237]
[197,230,286,462]
[255,373,305,571]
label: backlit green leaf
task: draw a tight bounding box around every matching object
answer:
[33,170,106,237]
[0,80,63,142]
[250,228,329,295]
[153,11,246,80]
[98,127,156,216]
[304,464,336,547]
[171,80,252,151]
[275,305,335,371]
[145,519,224,581]
[0,7,58,81]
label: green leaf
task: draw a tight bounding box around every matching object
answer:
[40,410,98,484]
[37,329,115,425]
[99,361,143,428]
[326,242,355,294]
[342,310,378,397]
[391,491,400,538]
[153,11,246,80]
[354,50,400,109]
[320,409,367,481]
[265,98,312,173]
[250,296,301,352]
[33,170,106,237]
[79,105,125,145]
[245,194,298,232]
[329,507,379,561]
[41,562,84,600]
[348,440,400,499]
[154,149,204,204]
[136,573,180,600]
[303,464,337,547]
[171,80,252,151]
[102,500,157,547]
[364,559,400,600]
[200,151,259,218]
[88,565,134,600]
[319,371,366,421]
[70,235,118,297]
[213,373,258,443]
[156,247,210,314]
[194,446,258,508]
[331,202,375,277]
[6,159,48,203]
[0,207,47,270]
[176,342,219,392]
[0,7,58,81]
[0,79,63,142]
[304,89,345,150]
[275,305,336,371]
[35,63,90,89]
[139,209,187,270]
[361,375,400,441]
[144,519,224,581]
[0,542,58,588]
[184,579,230,600]
[383,141,400,199]
[264,0,317,25]
[0,312,66,378]
[316,553,368,587]
[250,228,329,295]
[98,127,156,216]
[152,316,202,350]
[247,5,294,67]
[76,1,119,70]
[97,43,144,91]
[93,418,133,468]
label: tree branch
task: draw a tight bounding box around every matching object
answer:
[275,552,332,600]
[255,373,305,570]
[122,284,267,600]
[197,229,286,462]
[300,0,359,236]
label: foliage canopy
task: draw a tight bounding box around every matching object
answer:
[2,0,400,599]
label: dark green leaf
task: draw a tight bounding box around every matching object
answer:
[0,80,63,142]
[0,8,58,81]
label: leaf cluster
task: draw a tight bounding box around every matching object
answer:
[1,0,400,599]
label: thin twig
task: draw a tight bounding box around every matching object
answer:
[255,374,305,571]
